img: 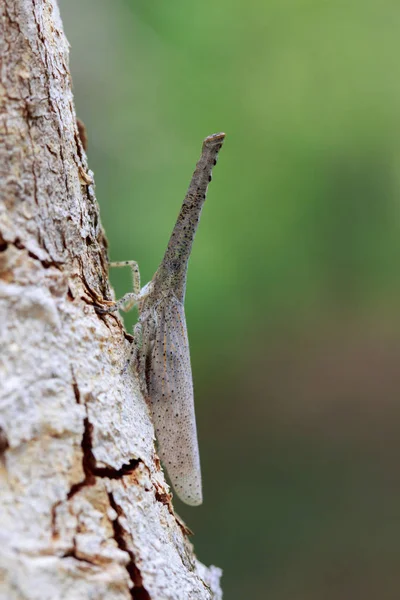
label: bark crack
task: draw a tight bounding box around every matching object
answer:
[67,417,96,500]
[4,236,59,268]
[67,415,141,501]
[25,81,39,208]
[108,492,151,600]
[61,547,97,566]
[0,427,9,464]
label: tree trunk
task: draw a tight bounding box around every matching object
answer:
[0,1,222,598]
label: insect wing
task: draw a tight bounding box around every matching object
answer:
[148,296,202,506]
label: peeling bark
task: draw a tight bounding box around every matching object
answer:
[0,1,223,598]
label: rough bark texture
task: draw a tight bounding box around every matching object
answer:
[0,1,222,598]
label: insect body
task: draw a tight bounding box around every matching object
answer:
[97,133,225,505]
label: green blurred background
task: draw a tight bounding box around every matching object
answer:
[60,1,400,597]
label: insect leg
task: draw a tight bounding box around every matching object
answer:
[109,260,141,297]
[95,292,138,314]
[95,261,141,313]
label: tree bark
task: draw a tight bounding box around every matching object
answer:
[0,1,222,598]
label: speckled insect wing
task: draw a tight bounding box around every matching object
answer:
[148,295,202,506]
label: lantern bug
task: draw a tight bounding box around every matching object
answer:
[96,133,225,505]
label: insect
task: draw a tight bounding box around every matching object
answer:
[96,133,225,505]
